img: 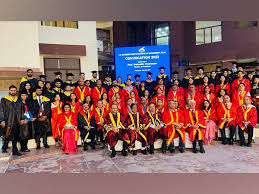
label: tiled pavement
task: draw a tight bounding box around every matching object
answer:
[0,141,259,173]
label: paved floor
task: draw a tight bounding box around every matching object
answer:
[0,141,259,173]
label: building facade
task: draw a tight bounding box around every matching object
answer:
[0,21,98,93]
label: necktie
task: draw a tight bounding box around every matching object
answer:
[192,110,196,122]
[38,97,43,110]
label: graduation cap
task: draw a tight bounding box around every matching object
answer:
[105,72,112,78]
[197,67,204,71]
[39,75,47,78]
[147,72,152,75]
[159,66,165,70]
[247,71,253,75]
[185,68,192,71]
[54,72,62,76]
[134,74,140,78]
[91,70,97,74]
[35,86,42,90]
[216,66,221,69]
[54,79,63,83]
[222,68,230,72]
[172,71,179,74]
[66,73,74,77]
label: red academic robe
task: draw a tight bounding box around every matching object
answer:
[121,86,139,103]
[198,84,215,94]
[123,112,148,146]
[74,86,91,103]
[231,78,251,93]
[185,92,201,108]
[68,101,82,116]
[217,103,238,129]
[183,109,206,142]
[215,83,231,96]
[138,104,149,117]
[203,108,217,122]
[162,109,185,145]
[91,87,107,104]
[152,94,167,107]
[51,101,63,139]
[167,89,185,108]
[200,93,216,108]
[111,99,124,113]
[57,112,79,154]
[236,105,257,131]
[104,112,129,147]
[144,111,164,145]
[154,85,166,95]
[93,107,108,131]
[232,91,251,106]
[108,87,122,102]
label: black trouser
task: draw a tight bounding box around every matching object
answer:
[220,123,235,141]
[2,138,18,153]
[96,129,104,143]
[193,132,203,149]
[238,125,253,144]
[35,121,48,146]
[81,128,96,144]
[20,139,29,151]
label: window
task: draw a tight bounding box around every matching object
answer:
[44,58,81,81]
[41,21,78,29]
[234,21,257,29]
[195,21,222,45]
[97,29,113,53]
[152,23,170,45]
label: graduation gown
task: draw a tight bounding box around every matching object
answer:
[108,87,121,102]
[183,109,206,142]
[151,94,167,107]
[154,85,167,96]
[121,86,139,103]
[57,112,79,154]
[93,107,108,131]
[74,86,91,104]
[0,96,19,140]
[111,99,124,113]
[231,78,251,93]
[51,101,63,139]
[162,109,185,145]
[138,104,149,117]
[156,74,169,86]
[182,76,193,89]
[215,83,231,96]
[19,77,38,91]
[144,111,164,145]
[200,93,216,108]
[198,84,215,94]
[16,100,37,140]
[90,78,97,88]
[145,79,155,96]
[185,92,201,108]
[124,112,148,146]
[68,101,82,116]
[61,91,72,104]
[236,105,257,131]
[167,89,185,108]
[104,112,128,147]
[103,81,113,92]
[77,110,96,142]
[232,91,251,106]
[217,103,238,129]
[91,86,107,104]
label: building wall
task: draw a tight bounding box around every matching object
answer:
[183,21,259,64]
[0,21,41,91]
[38,21,98,79]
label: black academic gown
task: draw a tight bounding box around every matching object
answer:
[19,77,38,92]
[77,111,96,141]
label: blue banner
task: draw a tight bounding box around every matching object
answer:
[115,45,171,82]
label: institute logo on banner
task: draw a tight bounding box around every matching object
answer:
[138,47,145,53]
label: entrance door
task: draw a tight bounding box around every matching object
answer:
[44,58,81,82]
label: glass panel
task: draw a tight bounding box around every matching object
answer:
[196,21,221,29]
[205,28,211,44]
[156,37,169,45]
[44,58,59,69]
[212,26,222,42]
[196,29,204,45]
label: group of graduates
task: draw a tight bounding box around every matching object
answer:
[0,63,258,158]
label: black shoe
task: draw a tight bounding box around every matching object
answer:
[228,139,234,145]
[162,149,166,154]
[111,147,116,158]
[192,148,197,153]
[13,152,22,156]
[161,140,167,154]
[179,147,184,153]
[90,143,96,150]
[44,144,49,148]
[222,139,227,145]
[22,149,30,152]
[122,149,127,156]
[200,147,205,153]
[240,142,245,146]
[149,144,154,154]
[36,145,41,150]
[170,148,175,153]
[141,149,147,155]
[2,149,7,153]
[193,141,197,153]
[83,144,88,151]
[132,150,137,155]
[247,143,252,147]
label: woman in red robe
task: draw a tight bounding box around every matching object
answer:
[51,94,63,146]
[143,90,151,105]
[232,83,251,107]
[129,91,140,105]
[201,100,217,145]
[154,78,166,95]
[152,87,167,108]
[57,103,79,155]
[198,76,215,94]
[68,93,82,116]
[111,92,124,113]
[156,99,166,114]
[101,93,110,113]
[215,75,231,96]
[215,89,227,108]
[200,85,216,108]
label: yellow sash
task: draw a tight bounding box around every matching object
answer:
[95,108,105,122]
